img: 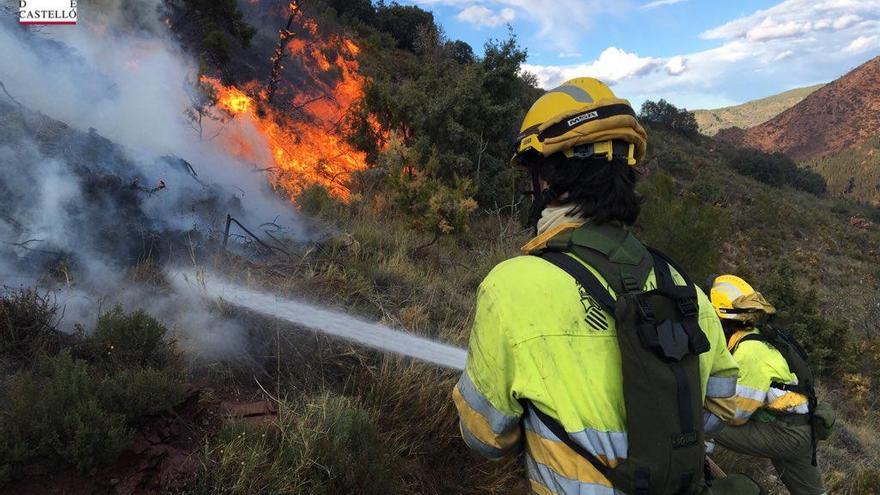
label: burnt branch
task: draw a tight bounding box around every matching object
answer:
[267,3,302,104]
[0,213,24,233]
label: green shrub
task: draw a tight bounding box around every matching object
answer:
[636,172,725,283]
[378,141,478,246]
[0,353,132,474]
[0,351,184,478]
[0,288,60,364]
[296,183,341,216]
[728,149,827,195]
[100,367,185,421]
[90,306,177,370]
[196,393,400,495]
[0,306,184,481]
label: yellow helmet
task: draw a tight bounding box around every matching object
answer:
[709,275,777,323]
[512,77,647,167]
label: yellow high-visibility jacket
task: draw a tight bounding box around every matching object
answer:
[727,329,810,425]
[453,225,740,495]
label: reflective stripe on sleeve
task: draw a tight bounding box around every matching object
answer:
[453,385,521,452]
[459,421,517,460]
[455,371,520,434]
[525,454,618,495]
[706,375,737,398]
[732,384,767,424]
[736,384,767,403]
[767,386,810,414]
[523,404,628,465]
[734,383,767,422]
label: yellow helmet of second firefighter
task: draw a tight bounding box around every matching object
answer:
[710,275,777,323]
[511,77,647,167]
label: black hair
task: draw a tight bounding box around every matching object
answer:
[536,153,642,226]
[720,318,751,340]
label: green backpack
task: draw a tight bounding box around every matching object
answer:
[529,225,712,495]
[736,326,834,461]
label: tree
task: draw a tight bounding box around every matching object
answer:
[352,30,540,207]
[373,3,436,53]
[446,40,475,65]
[322,0,375,24]
[183,76,226,140]
[639,99,699,137]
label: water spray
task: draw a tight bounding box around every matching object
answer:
[171,270,467,371]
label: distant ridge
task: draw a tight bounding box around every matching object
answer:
[716,56,880,161]
[694,84,824,136]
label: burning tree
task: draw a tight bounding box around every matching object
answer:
[199,1,383,202]
[184,75,226,140]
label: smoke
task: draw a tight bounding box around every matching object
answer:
[0,1,303,358]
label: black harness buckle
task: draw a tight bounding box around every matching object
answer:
[677,297,699,318]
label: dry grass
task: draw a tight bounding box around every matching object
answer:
[195,199,530,494]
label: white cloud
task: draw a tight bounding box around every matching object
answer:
[523,47,660,88]
[746,17,812,42]
[641,0,686,10]
[701,0,879,41]
[523,0,880,109]
[774,49,794,61]
[665,56,687,75]
[456,5,515,27]
[844,35,878,53]
[833,14,862,30]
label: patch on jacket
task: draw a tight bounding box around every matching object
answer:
[576,282,609,331]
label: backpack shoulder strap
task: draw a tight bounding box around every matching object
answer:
[646,247,693,292]
[737,333,768,346]
[647,249,710,355]
[538,251,617,312]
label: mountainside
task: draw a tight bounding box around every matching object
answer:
[717,56,880,161]
[805,136,880,206]
[694,84,824,136]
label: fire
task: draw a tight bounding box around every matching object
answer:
[203,2,383,202]
[219,86,253,114]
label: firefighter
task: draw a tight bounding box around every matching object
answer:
[710,275,827,495]
[452,78,759,494]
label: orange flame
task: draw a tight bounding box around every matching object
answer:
[203,5,383,202]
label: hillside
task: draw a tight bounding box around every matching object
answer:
[717,56,880,161]
[805,136,880,206]
[694,84,824,136]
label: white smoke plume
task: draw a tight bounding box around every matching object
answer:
[0,1,301,358]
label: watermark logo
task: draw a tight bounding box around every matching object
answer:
[19,0,77,25]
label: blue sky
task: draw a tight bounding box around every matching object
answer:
[403,0,880,109]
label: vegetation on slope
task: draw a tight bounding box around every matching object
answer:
[805,136,880,207]
[0,294,185,484]
[693,84,824,136]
